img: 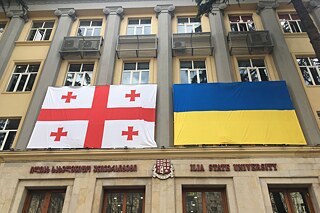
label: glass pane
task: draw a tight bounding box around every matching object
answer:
[34,29,45,41]
[180,61,192,69]
[195,24,202,33]
[0,119,6,130]
[85,28,93,36]
[44,29,52,40]
[242,16,253,22]
[178,18,188,23]
[230,23,239,32]
[249,69,259,82]
[69,64,81,72]
[27,191,46,213]
[17,74,28,91]
[252,59,265,67]
[199,70,207,83]
[124,63,136,70]
[144,26,151,34]
[310,58,319,66]
[137,62,149,70]
[128,19,139,25]
[206,192,224,213]
[28,64,40,73]
[136,27,142,35]
[78,28,85,36]
[3,131,15,150]
[82,64,94,72]
[291,14,300,20]
[229,16,240,22]
[180,70,189,84]
[141,19,151,24]
[186,25,193,33]
[259,68,269,81]
[289,21,300,33]
[93,28,101,36]
[248,23,255,31]
[289,192,310,213]
[185,192,203,213]
[44,21,54,28]
[121,72,131,84]
[106,192,124,213]
[127,27,134,35]
[126,192,144,213]
[190,17,201,23]
[194,61,205,69]
[15,65,28,73]
[141,71,149,84]
[239,68,249,82]
[83,73,92,86]
[28,30,36,40]
[7,74,19,92]
[132,72,139,84]
[297,58,310,66]
[92,20,102,26]
[298,21,306,32]
[178,25,185,33]
[278,14,290,20]
[281,21,291,33]
[32,22,43,28]
[80,21,90,26]
[270,192,288,213]
[239,23,248,31]
[48,192,65,213]
[25,74,37,91]
[190,70,197,83]
[300,68,313,85]
[238,59,251,67]
[0,132,5,149]
[6,119,20,130]
[310,68,320,85]
[74,73,83,86]
[65,73,74,86]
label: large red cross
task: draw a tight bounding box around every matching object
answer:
[125,90,140,102]
[50,127,68,142]
[122,126,139,140]
[61,91,77,103]
[37,86,155,148]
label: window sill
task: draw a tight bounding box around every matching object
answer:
[15,40,52,46]
[283,32,308,38]
[1,91,32,95]
[305,85,320,88]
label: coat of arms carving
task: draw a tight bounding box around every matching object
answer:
[152,159,174,180]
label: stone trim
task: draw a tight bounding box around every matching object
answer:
[54,8,77,20]
[307,0,320,11]
[6,10,28,22]
[257,0,279,14]
[103,6,124,18]
[154,4,175,18]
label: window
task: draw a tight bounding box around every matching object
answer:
[77,20,102,36]
[127,18,151,35]
[121,62,149,84]
[0,118,20,151]
[180,60,207,84]
[102,189,145,213]
[278,13,305,33]
[0,22,6,38]
[178,17,202,33]
[229,15,255,32]
[183,188,228,213]
[269,188,315,213]
[7,64,40,92]
[296,57,320,85]
[65,63,94,86]
[237,58,269,82]
[22,189,66,213]
[27,21,54,41]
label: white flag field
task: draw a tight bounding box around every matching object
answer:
[27,85,157,149]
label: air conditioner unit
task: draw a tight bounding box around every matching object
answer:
[79,40,101,51]
[247,32,272,47]
[61,38,79,51]
[173,41,186,49]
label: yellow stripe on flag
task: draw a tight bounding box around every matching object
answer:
[174,110,306,145]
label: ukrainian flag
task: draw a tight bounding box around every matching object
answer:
[173,81,306,145]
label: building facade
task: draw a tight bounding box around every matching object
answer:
[0,0,320,212]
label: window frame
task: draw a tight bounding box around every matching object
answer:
[237,58,270,82]
[64,63,94,86]
[179,60,208,84]
[102,188,145,213]
[121,61,150,85]
[269,188,315,213]
[27,20,54,41]
[278,13,305,33]
[182,188,229,213]
[296,57,320,86]
[0,118,20,151]
[127,18,152,35]
[177,17,202,33]
[77,19,103,36]
[6,63,40,92]
[228,15,256,32]
[22,189,66,213]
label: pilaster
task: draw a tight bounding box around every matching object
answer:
[15,8,76,150]
[209,6,234,82]
[95,6,123,85]
[0,10,28,80]
[154,4,175,148]
[257,0,320,145]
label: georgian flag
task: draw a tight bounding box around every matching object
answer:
[27,85,157,149]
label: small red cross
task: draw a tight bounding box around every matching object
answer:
[125,90,140,102]
[50,127,68,142]
[61,91,77,103]
[122,126,139,140]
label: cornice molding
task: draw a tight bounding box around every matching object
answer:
[54,8,77,21]
[257,0,279,14]
[103,6,124,18]
[154,4,175,18]
[1,146,320,163]
[6,10,28,22]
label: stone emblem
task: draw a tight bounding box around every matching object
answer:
[152,159,174,180]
